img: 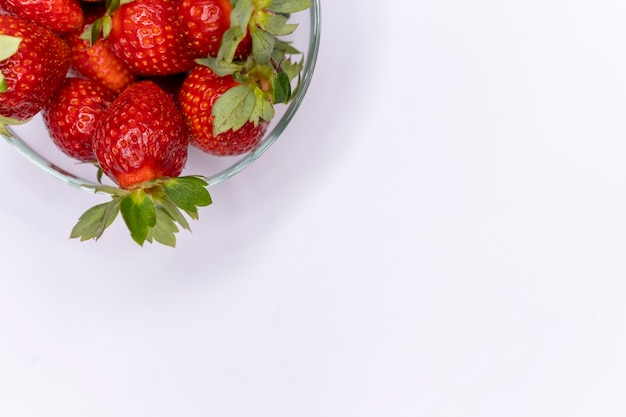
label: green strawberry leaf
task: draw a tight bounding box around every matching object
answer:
[211,84,257,135]
[257,10,298,36]
[158,197,191,231]
[231,0,255,32]
[265,0,312,14]
[88,18,103,45]
[210,0,254,66]
[101,15,112,40]
[250,24,276,64]
[273,70,291,104]
[218,25,248,64]
[70,199,121,241]
[145,207,179,247]
[196,55,244,77]
[161,176,212,213]
[120,189,157,246]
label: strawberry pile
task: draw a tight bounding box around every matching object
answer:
[0,0,311,246]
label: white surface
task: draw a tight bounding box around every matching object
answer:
[1,1,625,416]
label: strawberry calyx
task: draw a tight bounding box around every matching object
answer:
[71,175,212,247]
[197,0,310,135]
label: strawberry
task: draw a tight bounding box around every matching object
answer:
[64,4,136,93]
[70,80,212,246]
[94,80,188,189]
[178,65,269,156]
[0,15,70,135]
[0,0,83,35]
[178,0,252,60]
[106,0,196,76]
[42,77,116,162]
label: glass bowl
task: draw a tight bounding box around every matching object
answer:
[1,1,321,192]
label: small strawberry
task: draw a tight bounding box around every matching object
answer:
[42,77,116,162]
[0,0,83,35]
[106,0,196,76]
[0,15,70,135]
[71,80,212,246]
[178,0,251,60]
[178,65,269,156]
[64,5,136,93]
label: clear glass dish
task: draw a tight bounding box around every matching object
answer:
[1,1,321,192]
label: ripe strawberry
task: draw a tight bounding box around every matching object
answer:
[107,0,196,76]
[178,0,252,59]
[94,80,188,189]
[42,78,116,162]
[178,65,269,156]
[0,0,83,35]
[64,5,136,93]
[72,80,212,247]
[0,15,70,134]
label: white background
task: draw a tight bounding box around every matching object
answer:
[1,0,625,416]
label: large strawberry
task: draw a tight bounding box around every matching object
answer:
[178,65,269,156]
[0,15,70,136]
[178,0,252,60]
[94,80,188,189]
[42,77,116,162]
[106,0,196,76]
[64,4,136,93]
[0,0,83,35]
[71,80,212,247]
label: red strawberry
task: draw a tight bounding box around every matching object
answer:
[178,0,252,59]
[94,80,188,189]
[0,15,70,133]
[72,80,212,247]
[43,77,116,162]
[0,0,83,35]
[178,65,269,156]
[107,0,196,76]
[64,5,136,93]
